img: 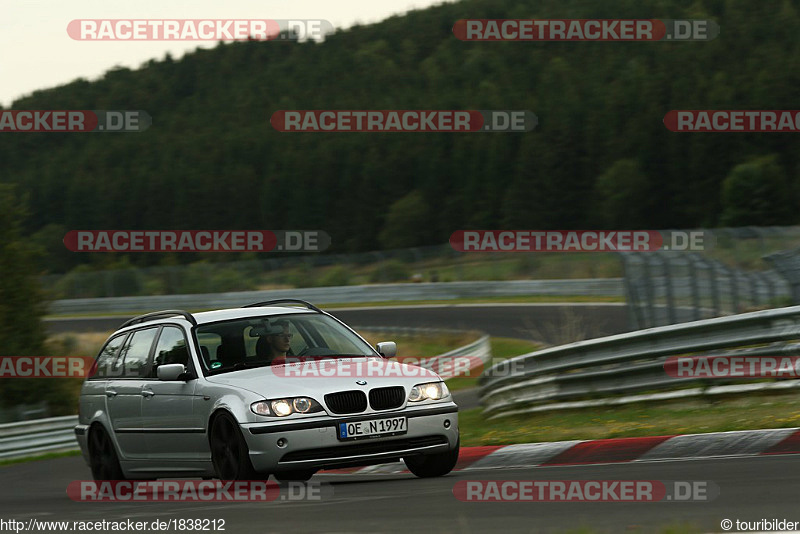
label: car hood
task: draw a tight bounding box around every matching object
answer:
[204,356,441,399]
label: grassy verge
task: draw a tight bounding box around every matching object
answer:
[0,449,81,467]
[359,330,480,361]
[459,390,800,446]
[444,337,541,392]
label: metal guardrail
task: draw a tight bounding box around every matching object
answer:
[0,329,490,460]
[420,335,491,377]
[479,305,800,419]
[0,415,79,459]
[48,279,624,315]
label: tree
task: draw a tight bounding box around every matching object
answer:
[592,159,651,229]
[719,155,798,226]
[0,185,51,409]
[379,190,432,249]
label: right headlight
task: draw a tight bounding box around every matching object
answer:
[250,396,323,417]
[408,381,450,402]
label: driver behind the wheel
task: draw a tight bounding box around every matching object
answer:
[258,320,292,362]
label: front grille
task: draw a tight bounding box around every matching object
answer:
[324,390,368,414]
[369,386,405,410]
[280,435,449,463]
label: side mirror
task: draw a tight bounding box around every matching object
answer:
[376,341,397,358]
[157,363,188,381]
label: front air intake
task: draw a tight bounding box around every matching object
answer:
[369,386,405,410]
[324,390,368,414]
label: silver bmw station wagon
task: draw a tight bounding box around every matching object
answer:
[75,300,460,481]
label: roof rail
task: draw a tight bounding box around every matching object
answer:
[243,299,323,313]
[120,310,197,329]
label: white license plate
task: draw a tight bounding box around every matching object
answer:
[337,416,407,441]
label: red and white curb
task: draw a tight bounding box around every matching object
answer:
[322,427,800,475]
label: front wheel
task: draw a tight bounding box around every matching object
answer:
[404,437,460,478]
[210,413,260,480]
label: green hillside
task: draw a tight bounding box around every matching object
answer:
[2,0,799,273]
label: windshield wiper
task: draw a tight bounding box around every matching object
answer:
[232,362,270,371]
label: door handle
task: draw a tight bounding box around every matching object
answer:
[141,389,155,398]
[105,389,117,398]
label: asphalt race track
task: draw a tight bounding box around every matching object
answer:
[1,454,799,533]
[45,303,630,342]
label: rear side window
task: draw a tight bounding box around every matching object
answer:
[118,328,158,378]
[90,334,127,379]
[151,326,190,377]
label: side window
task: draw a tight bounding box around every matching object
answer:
[119,328,158,378]
[151,326,190,377]
[90,334,127,379]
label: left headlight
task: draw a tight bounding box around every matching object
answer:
[408,381,450,402]
[251,397,324,417]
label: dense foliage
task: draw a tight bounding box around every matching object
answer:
[2,0,800,274]
[0,185,60,409]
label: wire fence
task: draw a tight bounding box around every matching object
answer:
[621,227,800,329]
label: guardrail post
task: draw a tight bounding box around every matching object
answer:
[658,252,677,325]
[620,253,646,330]
[641,255,657,327]
[718,261,739,314]
[749,272,760,308]
[687,254,702,321]
[764,271,777,305]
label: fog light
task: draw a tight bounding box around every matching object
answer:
[277,438,287,448]
[443,419,451,428]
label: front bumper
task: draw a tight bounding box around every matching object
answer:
[241,403,459,473]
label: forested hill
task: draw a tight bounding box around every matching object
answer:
[2,0,800,272]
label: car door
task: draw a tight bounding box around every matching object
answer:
[105,327,158,460]
[141,325,206,460]
[82,332,127,432]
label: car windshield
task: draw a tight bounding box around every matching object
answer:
[195,313,376,374]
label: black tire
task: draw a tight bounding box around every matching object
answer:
[210,412,261,480]
[274,470,316,482]
[88,424,125,481]
[404,437,460,478]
